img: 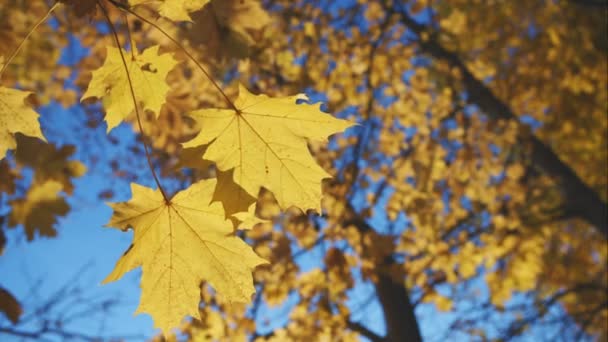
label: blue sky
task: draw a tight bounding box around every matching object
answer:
[0,25,161,338]
[0,105,156,340]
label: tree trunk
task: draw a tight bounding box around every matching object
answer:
[375,272,422,342]
[345,213,423,341]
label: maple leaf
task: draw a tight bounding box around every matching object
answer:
[15,135,87,195]
[8,180,70,241]
[129,0,210,22]
[103,179,267,333]
[183,84,354,211]
[81,46,178,132]
[188,0,271,59]
[0,86,45,159]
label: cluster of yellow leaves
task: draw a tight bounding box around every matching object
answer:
[3,0,605,340]
[66,0,353,333]
[2,1,352,333]
[246,0,606,339]
[1,30,86,249]
[186,0,271,60]
[2,135,86,242]
[8,180,69,241]
[431,0,607,332]
[13,135,86,194]
[436,0,607,200]
[0,2,62,94]
[251,235,358,342]
[1,40,86,323]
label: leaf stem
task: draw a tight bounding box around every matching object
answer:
[97,0,170,203]
[0,2,60,79]
[123,13,137,60]
[106,0,239,112]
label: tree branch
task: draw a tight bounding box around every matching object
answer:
[347,320,385,342]
[393,6,608,237]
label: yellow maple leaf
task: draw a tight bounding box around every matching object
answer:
[8,180,70,241]
[183,84,354,211]
[15,135,86,194]
[103,179,267,334]
[0,86,45,159]
[130,0,210,21]
[81,46,178,132]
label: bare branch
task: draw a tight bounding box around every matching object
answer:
[347,320,385,342]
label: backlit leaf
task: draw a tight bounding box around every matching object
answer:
[184,84,354,211]
[103,179,267,333]
[8,180,69,241]
[81,45,178,132]
[0,87,45,159]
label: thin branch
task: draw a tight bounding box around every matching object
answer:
[0,263,147,342]
[106,0,239,112]
[97,0,169,202]
[347,10,393,201]
[347,321,385,342]
[0,2,60,78]
[123,13,137,59]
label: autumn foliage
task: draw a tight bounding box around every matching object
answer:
[0,0,606,341]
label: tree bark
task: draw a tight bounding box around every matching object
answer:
[375,271,423,342]
[345,214,423,341]
[393,7,608,237]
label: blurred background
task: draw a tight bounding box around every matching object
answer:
[0,0,606,341]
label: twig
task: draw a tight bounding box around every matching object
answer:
[97,0,169,202]
[0,2,59,78]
